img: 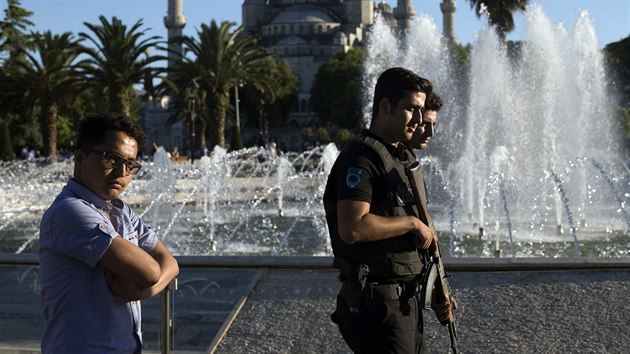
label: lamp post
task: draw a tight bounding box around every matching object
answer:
[257,98,266,146]
[190,103,195,164]
[232,54,244,150]
[232,81,244,149]
[187,79,199,164]
[234,83,240,132]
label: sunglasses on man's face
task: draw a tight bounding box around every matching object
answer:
[85,149,142,175]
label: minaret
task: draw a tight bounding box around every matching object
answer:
[394,0,415,34]
[345,0,374,27]
[164,0,186,73]
[440,0,457,43]
[242,0,266,34]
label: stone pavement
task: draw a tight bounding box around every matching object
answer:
[214,267,630,354]
[1,256,630,353]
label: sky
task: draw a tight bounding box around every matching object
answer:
[12,0,630,48]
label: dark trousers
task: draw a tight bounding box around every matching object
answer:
[332,292,426,354]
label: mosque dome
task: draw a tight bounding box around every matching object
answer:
[271,5,337,24]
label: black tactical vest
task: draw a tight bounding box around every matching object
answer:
[331,136,424,278]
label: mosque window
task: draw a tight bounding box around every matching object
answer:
[300,99,306,112]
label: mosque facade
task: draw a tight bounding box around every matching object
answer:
[241,0,420,127]
[142,0,457,153]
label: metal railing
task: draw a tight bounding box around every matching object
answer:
[3,253,630,354]
[7,252,630,270]
[160,278,177,354]
[0,253,336,353]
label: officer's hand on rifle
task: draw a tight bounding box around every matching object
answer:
[411,218,437,250]
[431,293,458,325]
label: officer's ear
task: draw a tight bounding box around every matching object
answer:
[74,149,83,164]
[379,97,392,116]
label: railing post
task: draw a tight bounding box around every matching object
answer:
[161,278,177,354]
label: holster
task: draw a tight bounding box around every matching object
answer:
[334,257,369,313]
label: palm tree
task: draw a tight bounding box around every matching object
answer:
[237,57,300,147]
[78,15,163,117]
[1,0,35,158]
[17,31,82,162]
[467,0,528,41]
[171,20,273,150]
[0,0,34,65]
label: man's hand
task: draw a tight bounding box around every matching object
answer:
[412,218,436,250]
[103,241,179,301]
[105,270,146,301]
[431,294,458,325]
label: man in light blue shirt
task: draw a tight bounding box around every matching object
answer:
[39,113,179,353]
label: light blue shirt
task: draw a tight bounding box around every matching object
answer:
[39,178,158,353]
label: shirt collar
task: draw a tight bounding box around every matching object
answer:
[67,178,124,210]
[361,129,411,162]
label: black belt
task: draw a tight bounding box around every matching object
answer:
[365,280,419,302]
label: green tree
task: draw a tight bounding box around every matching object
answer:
[604,35,630,110]
[448,41,472,75]
[317,127,331,144]
[604,35,630,148]
[0,0,33,64]
[0,119,15,160]
[335,128,354,146]
[160,64,204,156]
[0,0,35,155]
[78,16,163,117]
[300,126,316,144]
[467,0,528,42]
[55,114,77,153]
[229,58,297,150]
[311,47,366,129]
[617,106,630,137]
[239,58,299,138]
[17,31,82,162]
[172,20,273,150]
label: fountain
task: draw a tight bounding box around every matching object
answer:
[362,5,628,258]
[0,5,627,259]
[0,144,336,257]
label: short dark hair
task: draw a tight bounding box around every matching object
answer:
[372,67,433,120]
[75,112,147,152]
[425,91,443,112]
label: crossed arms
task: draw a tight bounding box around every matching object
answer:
[100,237,179,301]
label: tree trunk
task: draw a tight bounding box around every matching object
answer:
[199,119,207,154]
[217,105,226,148]
[0,119,15,161]
[41,100,58,163]
[209,105,226,149]
[109,89,121,114]
[119,88,131,117]
[109,87,130,116]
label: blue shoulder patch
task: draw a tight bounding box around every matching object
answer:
[345,167,364,189]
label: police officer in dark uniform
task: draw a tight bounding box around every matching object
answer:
[323,68,454,353]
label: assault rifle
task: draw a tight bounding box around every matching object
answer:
[405,161,459,354]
